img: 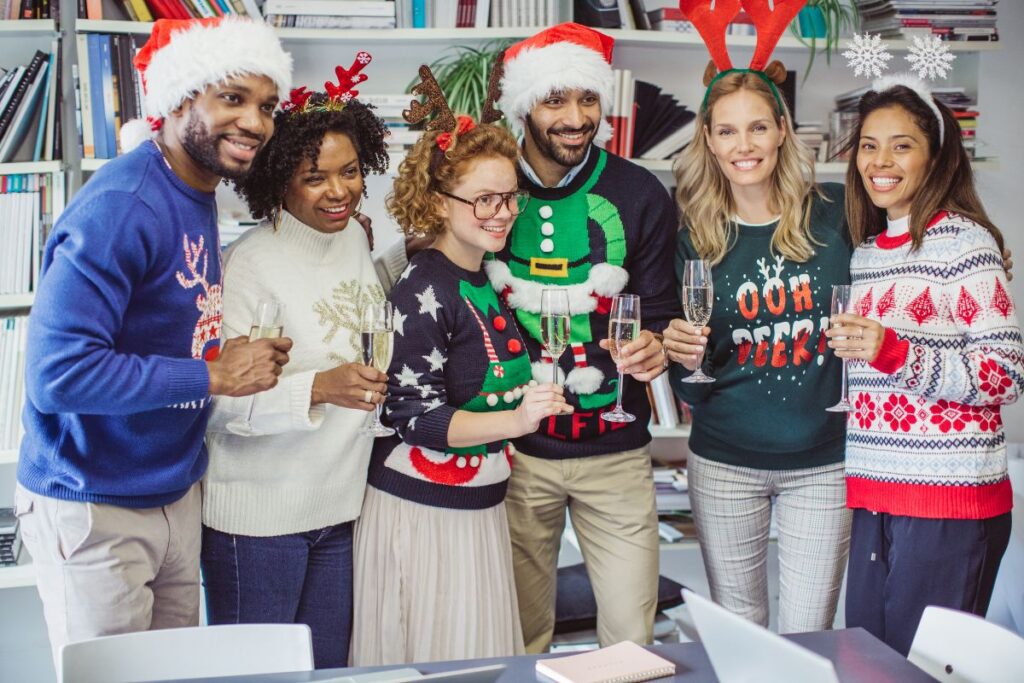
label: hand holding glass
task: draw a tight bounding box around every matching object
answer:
[226,299,285,436]
[826,285,853,412]
[681,259,715,384]
[361,301,396,437]
[601,294,640,423]
[541,289,571,385]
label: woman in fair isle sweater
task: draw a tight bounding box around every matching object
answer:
[201,62,411,668]
[350,119,572,665]
[827,83,1023,656]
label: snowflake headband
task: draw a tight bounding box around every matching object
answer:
[679,0,804,114]
[281,51,372,115]
[843,34,956,144]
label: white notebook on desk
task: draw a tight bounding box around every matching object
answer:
[535,640,676,683]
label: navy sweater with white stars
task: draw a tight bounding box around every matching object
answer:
[670,182,850,470]
[368,249,533,510]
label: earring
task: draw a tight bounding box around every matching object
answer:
[272,205,283,230]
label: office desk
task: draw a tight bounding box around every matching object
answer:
[141,628,933,682]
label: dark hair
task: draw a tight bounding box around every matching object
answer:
[840,85,1000,251]
[236,94,390,220]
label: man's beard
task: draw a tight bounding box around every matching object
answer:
[525,115,596,168]
[181,110,260,181]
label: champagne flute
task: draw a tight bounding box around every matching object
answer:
[826,285,853,412]
[361,301,396,437]
[226,299,285,436]
[541,289,571,385]
[601,294,640,423]
[681,259,715,384]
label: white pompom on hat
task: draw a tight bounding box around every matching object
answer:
[499,22,616,145]
[120,17,293,152]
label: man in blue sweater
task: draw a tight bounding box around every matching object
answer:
[13,18,294,661]
[493,24,678,652]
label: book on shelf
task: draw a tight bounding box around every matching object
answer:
[1,507,21,568]
[535,639,675,683]
[853,0,999,42]
[601,76,696,160]
[0,316,29,454]
[1,171,63,298]
[75,33,150,160]
[1,42,62,164]
[2,0,61,22]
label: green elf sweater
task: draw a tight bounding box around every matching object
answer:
[486,146,679,458]
[670,182,850,470]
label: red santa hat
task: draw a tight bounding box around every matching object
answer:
[120,17,293,152]
[498,22,615,145]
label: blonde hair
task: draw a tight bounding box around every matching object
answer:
[673,64,822,265]
[387,123,519,237]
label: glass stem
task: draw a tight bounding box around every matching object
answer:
[374,402,383,425]
[840,358,849,402]
[242,395,256,427]
[615,369,625,411]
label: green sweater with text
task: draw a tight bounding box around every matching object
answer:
[670,183,850,470]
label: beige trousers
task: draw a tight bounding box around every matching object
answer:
[14,483,202,670]
[505,447,659,653]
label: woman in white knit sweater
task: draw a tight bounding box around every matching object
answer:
[201,79,408,668]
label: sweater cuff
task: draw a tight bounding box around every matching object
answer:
[409,404,458,451]
[290,370,325,431]
[166,358,211,403]
[870,327,910,375]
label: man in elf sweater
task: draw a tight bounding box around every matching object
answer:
[490,23,679,651]
[13,18,294,658]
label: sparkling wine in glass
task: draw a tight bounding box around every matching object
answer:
[226,299,285,436]
[601,294,640,423]
[361,301,396,437]
[826,285,853,412]
[681,259,715,384]
[541,289,571,385]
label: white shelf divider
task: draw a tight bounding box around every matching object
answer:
[70,20,1002,52]
[650,424,691,439]
[0,293,35,310]
[0,561,36,590]
[80,158,109,172]
[634,158,999,175]
[0,449,17,466]
[0,161,62,175]
[0,19,57,36]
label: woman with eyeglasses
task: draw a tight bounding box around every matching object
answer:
[350,118,573,665]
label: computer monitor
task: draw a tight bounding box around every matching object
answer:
[682,589,840,683]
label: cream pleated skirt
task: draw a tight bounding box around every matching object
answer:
[350,486,525,666]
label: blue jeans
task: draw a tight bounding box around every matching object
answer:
[201,522,354,668]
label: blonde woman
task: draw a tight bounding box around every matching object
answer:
[662,62,852,633]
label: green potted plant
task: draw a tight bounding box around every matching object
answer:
[408,40,514,124]
[792,0,858,81]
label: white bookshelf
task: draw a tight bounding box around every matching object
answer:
[0,293,35,310]
[634,158,1001,175]
[650,424,691,439]
[0,19,56,36]
[0,561,35,590]
[0,161,62,175]
[0,449,17,466]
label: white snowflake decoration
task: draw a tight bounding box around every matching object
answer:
[906,35,955,81]
[843,34,893,79]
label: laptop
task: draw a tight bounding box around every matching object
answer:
[316,663,507,683]
[682,589,841,683]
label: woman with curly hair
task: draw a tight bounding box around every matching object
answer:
[201,80,409,667]
[349,118,572,665]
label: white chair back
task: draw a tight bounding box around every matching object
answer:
[908,606,1024,683]
[60,623,314,683]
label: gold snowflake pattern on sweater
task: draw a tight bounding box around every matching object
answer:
[314,280,385,363]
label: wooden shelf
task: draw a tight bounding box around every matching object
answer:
[650,424,691,439]
[71,21,1002,52]
[0,160,62,175]
[0,293,34,310]
[0,560,36,590]
[0,19,57,36]
[0,449,17,466]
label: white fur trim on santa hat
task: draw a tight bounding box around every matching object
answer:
[871,73,945,144]
[143,17,292,120]
[499,41,615,145]
[119,117,155,153]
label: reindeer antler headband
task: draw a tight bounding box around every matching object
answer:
[403,53,506,154]
[680,0,806,113]
[281,51,373,115]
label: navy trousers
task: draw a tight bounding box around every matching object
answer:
[201,522,354,669]
[845,507,1011,656]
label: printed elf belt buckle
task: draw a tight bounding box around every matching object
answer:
[530,257,568,278]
